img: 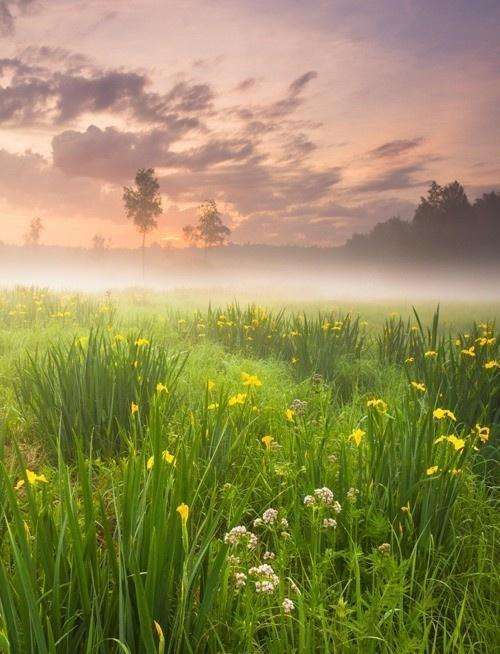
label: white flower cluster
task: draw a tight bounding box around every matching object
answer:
[314,487,334,504]
[323,518,337,529]
[249,564,280,594]
[303,487,342,513]
[282,597,295,614]
[233,572,247,589]
[224,525,258,549]
[263,550,275,560]
[346,487,359,503]
[262,508,278,524]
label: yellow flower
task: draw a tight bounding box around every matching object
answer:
[156,383,168,394]
[131,402,139,415]
[15,469,48,489]
[435,435,465,451]
[114,334,125,342]
[261,435,274,450]
[405,357,414,364]
[426,466,439,476]
[135,338,150,347]
[321,321,330,332]
[472,424,490,443]
[349,428,365,447]
[366,398,388,413]
[228,393,247,406]
[162,450,175,464]
[285,408,295,422]
[146,455,154,470]
[177,503,189,524]
[484,360,499,370]
[291,357,299,364]
[461,346,475,357]
[410,381,426,392]
[424,350,437,359]
[241,372,262,387]
[433,408,456,421]
[207,380,216,390]
[207,402,219,410]
[450,468,462,476]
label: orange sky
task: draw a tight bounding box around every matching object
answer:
[0,0,499,248]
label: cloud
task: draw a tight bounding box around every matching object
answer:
[354,163,428,193]
[234,77,257,93]
[0,50,214,127]
[368,137,424,159]
[0,0,35,36]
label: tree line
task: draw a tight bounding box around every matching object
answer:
[345,181,500,259]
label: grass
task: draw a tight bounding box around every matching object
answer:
[0,288,498,652]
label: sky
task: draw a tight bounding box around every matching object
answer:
[0,0,499,248]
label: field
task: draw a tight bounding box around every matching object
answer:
[0,287,498,653]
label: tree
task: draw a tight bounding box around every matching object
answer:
[92,233,110,250]
[123,168,163,279]
[24,217,43,247]
[182,200,231,257]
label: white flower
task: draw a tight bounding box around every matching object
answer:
[280,517,289,528]
[262,508,278,524]
[280,531,291,539]
[346,487,359,503]
[303,495,316,506]
[255,580,276,594]
[289,580,300,595]
[282,597,295,614]
[224,525,258,549]
[233,572,247,589]
[228,555,240,565]
[332,500,342,514]
[314,487,334,505]
[249,564,279,593]
[263,550,275,560]
[323,518,337,529]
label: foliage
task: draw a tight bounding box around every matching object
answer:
[183,200,231,250]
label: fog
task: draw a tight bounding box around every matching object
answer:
[1,244,499,303]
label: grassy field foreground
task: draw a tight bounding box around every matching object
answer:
[0,288,498,653]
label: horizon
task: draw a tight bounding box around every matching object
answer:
[1,0,499,249]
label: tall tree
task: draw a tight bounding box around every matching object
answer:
[182,200,231,257]
[24,217,43,247]
[123,168,163,279]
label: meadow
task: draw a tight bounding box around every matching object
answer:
[0,287,498,653]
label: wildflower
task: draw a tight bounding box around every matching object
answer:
[366,398,388,413]
[323,518,337,529]
[228,555,240,565]
[233,572,247,590]
[349,428,365,447]
[303,495,316,506]
[401,503,410,514]
[146,456,154,471]
[224,526,258,549]
[280,517,289,528]
[241,372,262,387]
[207,402,219,410]
[484,360,499,369]
[207,380,216,390]
[426,465,439,476]
[280,531,291,539]
[378,543,391,556]
[450,468,462,476]
[135,338,150,347]
[446,435,465,451]
[424,350,438,359]
[314,487,334,505]
[433,408,456,421]
[346,487,359,503]
[291,356,299,364]
[405,357,414,364]
[162,450,175,464]
[176,503,189,525]
[263,550,276,560]
[261,435,274,450]
[253,517,264,527]
[262,508,278,524]
[289,398,307,414]
[228,393,247,406]
[285,408,295,422]
[411,381,426,392]
[156,383,168,394]
[131,402,139,415]
[15,469,48,489]
[461,346,475,357]
[472,424,490,443]
[282,598,295,614]
[249,564,279,594]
